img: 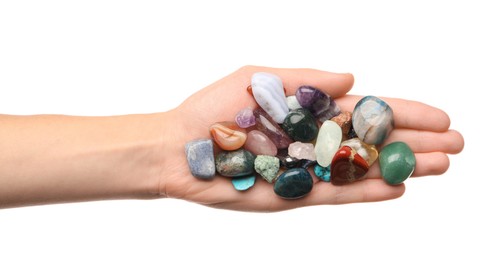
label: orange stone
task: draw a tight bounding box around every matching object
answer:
[210,122,247,151]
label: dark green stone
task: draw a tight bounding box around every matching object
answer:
[379,142,416,185]
[216,149,256,177]
[274,168,313,199]
[281,108,318,142]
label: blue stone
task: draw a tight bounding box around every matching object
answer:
[352,96,394,145]
[232,174,256,191]
[274,168,313,199]
[314,164,331,182]
[185,139,215,180]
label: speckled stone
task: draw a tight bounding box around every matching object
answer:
[232,174,256,191]
[274,168,314,199]
[379,142,416,185]
[314,164,331,182]
[282,108,319,142]
[352,96,394,145]
[185,139,216,180]
[331,111,352,140]
[254,155,280,183]
[216,149,256,177]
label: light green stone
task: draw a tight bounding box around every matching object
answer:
[254,155,280,183]
[379,142,416,185]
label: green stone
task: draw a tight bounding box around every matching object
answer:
[216,149,256,177]
[379,142,416,185]
[254,155,280,183]
[281,108,318,142]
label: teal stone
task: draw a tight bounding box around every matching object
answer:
[274,168,313,199]
[379,142,416,185]
[281,108,319,142]
[216,149,256,177]
[254,155,280,183]
[314,164,331,182]
[232,175,256,191]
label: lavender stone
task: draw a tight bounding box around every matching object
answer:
[295,85,341,122]
[185,139,216,180]
[235,107,256,128]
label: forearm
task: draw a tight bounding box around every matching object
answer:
[0,113,169,208]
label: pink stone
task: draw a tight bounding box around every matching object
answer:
[235,108,256,128]
[254,108,293,149]
[288,141,316,161]
[244,130,278,156]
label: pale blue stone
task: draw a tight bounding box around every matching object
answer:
[251,72,289,123]
[232,175,256,191]
[352,96,394,145]
[185,139,215,179]
[314,164,331,182]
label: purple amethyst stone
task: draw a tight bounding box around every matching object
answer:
[295,86,341,122]
[235,108,256,128]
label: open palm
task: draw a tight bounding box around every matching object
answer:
[159,66,464,212]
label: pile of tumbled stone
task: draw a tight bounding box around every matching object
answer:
[185,72,416,199]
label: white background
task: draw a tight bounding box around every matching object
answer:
[0,1,488,259]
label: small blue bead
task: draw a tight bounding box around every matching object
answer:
[232,175,256,191]
[314,164,331,182]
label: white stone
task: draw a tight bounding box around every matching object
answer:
[251,72,289,123]
[286,95,302,110]
[314,121,342,167]
[288,141,316,161]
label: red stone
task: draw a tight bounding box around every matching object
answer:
[330,146,369,185]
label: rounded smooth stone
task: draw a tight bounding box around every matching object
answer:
[216,149,256,177]
[243,130,277,156]
[254,108,293,149]
[314,120,342,167]
[314,164,331,182]
[286,95,302,110]
[232,175,256,191]
[254,155,280,183]
[235,107,256,128]
[281,108,318,142]
[340,138,378,166]
[352,96,394,145]
[330,146,369,185]
[379,142,416,185]
[251,72,289,123]
[185,139,216,180]
[295,85,341,121]
[210,122,247,151]
[274,168,313,199]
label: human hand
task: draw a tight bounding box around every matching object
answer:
[159,66,464,212]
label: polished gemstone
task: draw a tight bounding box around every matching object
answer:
[314,164,331,182]
[235,107,256,128]
[288,141,316,161]
[254,108,293,149]
[274,168,314,199]
[216,149,256,177]
[185,139,216,180]
[254,155,280,183]
[315,120,342,167]
[352,96,394,145]
[340,138,378,166]
[330,146,369,185]
[243,130,277,156]
[251,72,289,123]
[209,122,247,151]
[295,85,341,121]
[281,108,319,142]
[379,142,416,185]
[278,155,300,168]
[331,111,352,140]
[232,174,256,191]
[286,95,302,110]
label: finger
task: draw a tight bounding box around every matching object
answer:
[335,95,451,132]
[383,129,464,154]
[239,65,354,98]
[366,152,450,178]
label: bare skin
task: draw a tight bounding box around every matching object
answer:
[0,66,464,211]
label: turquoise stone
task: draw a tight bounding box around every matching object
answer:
[216,149,256,177]
[314,164,331,182]
[352,96,394,145]
[254,155,280,183]
[379,142,416,185]
[274,168,313,199]
[232,175,256,191]
[185,139,215,180]
[281,108,319,142]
